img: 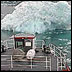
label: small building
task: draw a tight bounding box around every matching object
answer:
[10,33,36,53]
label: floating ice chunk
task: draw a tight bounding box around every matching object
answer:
[60,32,63,33]
[58,46,63,49]
[59,39,63,41]
[64,49,69,53]
[59,44,62,46]
[46,37,51,39]
[63,39,68,41]
[67,58,71,63]
[67,40,71,45]
[49,32,52,34]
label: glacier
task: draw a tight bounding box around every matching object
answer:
[1,1,71,34]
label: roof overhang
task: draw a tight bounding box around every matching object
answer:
[10,33,35,39]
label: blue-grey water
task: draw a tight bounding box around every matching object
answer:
[1,30,71,69]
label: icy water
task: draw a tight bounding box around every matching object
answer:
[1,30,71,69]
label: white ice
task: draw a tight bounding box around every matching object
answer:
[1,1,71,34]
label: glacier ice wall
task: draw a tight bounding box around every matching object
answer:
[1,1,71,34]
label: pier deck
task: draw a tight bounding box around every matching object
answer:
[1,48,57,71]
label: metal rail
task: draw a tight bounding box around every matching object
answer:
[49,43,67,71]
[35,40,45,49]
[1,55,51,71]
[2,39,45,50]
[1,39,14,49]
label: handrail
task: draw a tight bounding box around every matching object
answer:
[49,43,61,51]
[55,50,60,57]
[35,40,45,49]
[1,55,51,71]
[1,39,14,49]
[48,43,67,71]
[49,43,66,57]
[57,56,66,71]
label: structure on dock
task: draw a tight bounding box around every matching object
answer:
[10,33,36,53]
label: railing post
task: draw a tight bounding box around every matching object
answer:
[49,44,50,50]
[60,50,61,57]
[46,56,47,69]
[61,57,62,70]
[50,44,52,48]
[54,46,55,56]
[42,40,45,49]
[42,41,43,50]
[50,56,51,71]
[13,40,15,49]
[57,57,59,71]
[6,40,8,49]
[11,55,13,69]
[60,50,62,70]
[63,54,67,68]
[31,58,32,69]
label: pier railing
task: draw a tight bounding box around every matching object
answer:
[1,40,67,71]
[34,40,45,49]
[49,43,67,71]
[1,39,14,49]
[49,43,66,57]
[2,39,45,50]
[1,55,51,71]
